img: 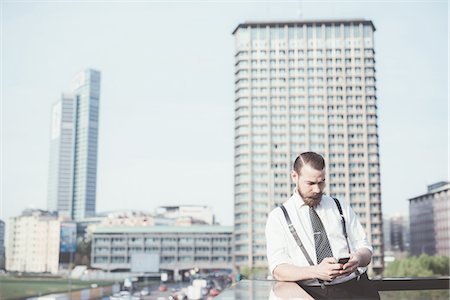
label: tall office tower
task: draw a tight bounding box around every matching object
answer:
[48,95,76,218]
[232,20,383,274]
[47,69,101,220]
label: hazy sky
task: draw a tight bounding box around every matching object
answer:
[2,1,448,226]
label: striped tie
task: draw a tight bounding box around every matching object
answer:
[309,207,334,264]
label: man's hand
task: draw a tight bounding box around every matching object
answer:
[313,257,342,281]
[339,253,361,277]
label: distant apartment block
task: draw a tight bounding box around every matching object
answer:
[409,181,449,256]
[232,20,383,273]
[6,210,61,274]
[47,69,101,220]
[91,226,233,278]
[383,214,409,253]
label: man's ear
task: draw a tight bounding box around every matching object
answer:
[291,170,299,182]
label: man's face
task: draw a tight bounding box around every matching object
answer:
[291,164,326,207]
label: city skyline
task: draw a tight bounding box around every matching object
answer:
[2,2,448,227]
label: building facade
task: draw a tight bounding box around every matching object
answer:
[91,226,233,275]
[47,69,101,220]
[0,219,4,268]
[47,95,76,218]
[232,20,383,273]
[383,214,410,264]
[6,210,61,274]
[409,181,449,256]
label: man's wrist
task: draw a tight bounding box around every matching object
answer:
[310,265,319,279]
[351,252,361,267]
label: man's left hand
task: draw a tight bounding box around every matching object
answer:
[339,253,360,277]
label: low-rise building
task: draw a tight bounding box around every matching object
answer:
[155,205,214,225]
[91,225,233,278]
[6,210,61,273]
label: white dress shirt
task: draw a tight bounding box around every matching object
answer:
[265,190,372,286]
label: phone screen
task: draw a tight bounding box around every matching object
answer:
[338,257,350,264]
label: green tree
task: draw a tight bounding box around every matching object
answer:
[239,266,268,279]
[73,239,91,267]
[384,254,449,277]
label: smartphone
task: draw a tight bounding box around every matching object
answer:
[338,257,350,264]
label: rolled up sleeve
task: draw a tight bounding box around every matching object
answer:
[346,202,373,253]
[265,209,294,275]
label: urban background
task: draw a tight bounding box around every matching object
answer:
[1,1,449,300]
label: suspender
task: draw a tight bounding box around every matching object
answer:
[332,197,351,254]
[280,197,352,264]
[280,205,315,266]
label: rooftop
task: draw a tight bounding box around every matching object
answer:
[93,225,233,234]
[232,19,376,34]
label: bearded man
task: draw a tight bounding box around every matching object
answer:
[265,151,380,299]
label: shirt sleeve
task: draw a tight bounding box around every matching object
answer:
[265,208,295,275]
[343,200,373,253]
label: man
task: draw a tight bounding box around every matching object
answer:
[265,152,379,299]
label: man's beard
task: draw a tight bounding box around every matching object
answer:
[298,187,323,207]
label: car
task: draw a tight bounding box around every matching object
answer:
[140,287,150,296]
[158,284,167,292]
[209,288,220,297]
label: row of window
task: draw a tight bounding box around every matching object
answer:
[236,95,376,105]
[238,76,375,85]
[236,85,376,95]
[96,237,231,243]
[236,57,375,68]
[236,67,375,76]
[94,256,231,264]
[238,24,373,41]
[236,48,374,58]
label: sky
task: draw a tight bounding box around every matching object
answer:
[1,1,448,227]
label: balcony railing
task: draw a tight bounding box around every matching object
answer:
[218,277,450,299]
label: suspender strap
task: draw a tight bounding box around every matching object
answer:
[332,197,351,253]
[280,204,315,266]
[332,197,360,277]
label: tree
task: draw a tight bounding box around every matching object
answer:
[73,239,91,267]
[0,255,5,270]
[384,254,449,277]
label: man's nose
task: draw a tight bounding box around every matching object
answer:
[312,184,320,193]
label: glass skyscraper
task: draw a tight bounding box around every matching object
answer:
[232,20,383,274]
[47,69,101,220]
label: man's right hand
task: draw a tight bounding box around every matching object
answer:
[313,257,342,281]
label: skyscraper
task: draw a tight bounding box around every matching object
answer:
[232,20,383,274]
[47,69,101,220]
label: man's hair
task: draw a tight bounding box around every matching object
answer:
[293,152,325,174]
